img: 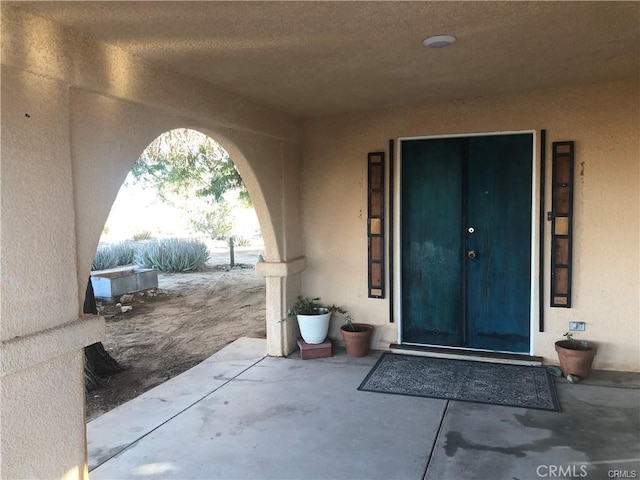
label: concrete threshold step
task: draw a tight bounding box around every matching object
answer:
[389,344,543,366]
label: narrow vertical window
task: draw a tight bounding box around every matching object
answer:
[550,141,574,307]
[368,152,385,298]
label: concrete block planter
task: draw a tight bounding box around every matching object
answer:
[91,266,158,302]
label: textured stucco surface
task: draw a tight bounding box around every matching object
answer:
[1,352,87,479]
[1,6,303,479]
[1,3,638,479]
[1,317,104,378]
[1,5,297,139]
[13,2,639,117]
[301,79,639,372]
[1,67,79,341]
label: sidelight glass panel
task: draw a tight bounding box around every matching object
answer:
[554,156,572,184]
[554,237,570,265]
[368,151,385,298]
[551,142,574,308]
[553,187,571,214]
[554,217,569,235]
[370,236,382,261]
[369,218,382,235]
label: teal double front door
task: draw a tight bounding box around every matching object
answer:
[400,133,533,353]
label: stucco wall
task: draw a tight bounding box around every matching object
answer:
[1,352,88,479]
[0,63,96,480]
[1,3,638,479]
[1,67,78,341]
[1,6,303,479]
[301,79,639,372]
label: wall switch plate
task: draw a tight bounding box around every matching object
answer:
[569,321,586,331]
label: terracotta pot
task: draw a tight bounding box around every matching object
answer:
[340,323,373,357]
[554,340,597,379]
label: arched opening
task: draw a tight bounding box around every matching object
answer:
[84,128,274,419]
[71,100,298,366]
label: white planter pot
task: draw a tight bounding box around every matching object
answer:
[297,312,331,344]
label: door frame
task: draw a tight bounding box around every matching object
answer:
[394,130,540,355]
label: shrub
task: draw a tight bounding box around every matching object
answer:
[133,230,152,241]
[93,247,118,271]
[111,242,137,266]
[189,202,232,240]
[234,236,251,246]
[92,242,137,271]
[134,238,209,272]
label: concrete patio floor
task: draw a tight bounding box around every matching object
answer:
[87,337,640,480]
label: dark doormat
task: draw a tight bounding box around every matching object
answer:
[358,353,560,411]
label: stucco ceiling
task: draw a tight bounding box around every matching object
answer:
[12,1,640,118]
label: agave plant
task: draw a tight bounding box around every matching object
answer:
[92,242,137,270]
[134,238,209,272]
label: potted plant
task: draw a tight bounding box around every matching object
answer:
[283,296,345,344]
[340,315,374,357]
[555,332,597,380]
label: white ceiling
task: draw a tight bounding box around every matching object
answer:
[12,1,640,118]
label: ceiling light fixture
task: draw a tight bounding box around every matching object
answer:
[423,35,456,48]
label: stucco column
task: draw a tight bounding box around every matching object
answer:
[255,257,307,356]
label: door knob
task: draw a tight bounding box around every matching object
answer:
[467,250,478,259]
[467,227,475,234]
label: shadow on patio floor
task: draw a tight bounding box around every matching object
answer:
[87,338,640,480]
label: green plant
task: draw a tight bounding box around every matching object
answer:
[234,236,251,246]
[134,238,210,272]
[282,296,346,321]
[92,242,137,270]
[342,314,369,332]
[133,230,153,241]
[189,202,233,240]
[111,242,136,265]
[560,331,590,351]
[92,247,119,271]
[131,128,251,206]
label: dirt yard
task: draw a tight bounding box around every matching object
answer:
[86,246,266,421]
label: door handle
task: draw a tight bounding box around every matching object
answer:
[467,250,478,259]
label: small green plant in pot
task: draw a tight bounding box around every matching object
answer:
[340,315,374,357]
[554,332,597,381]
[283,296,345,345]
